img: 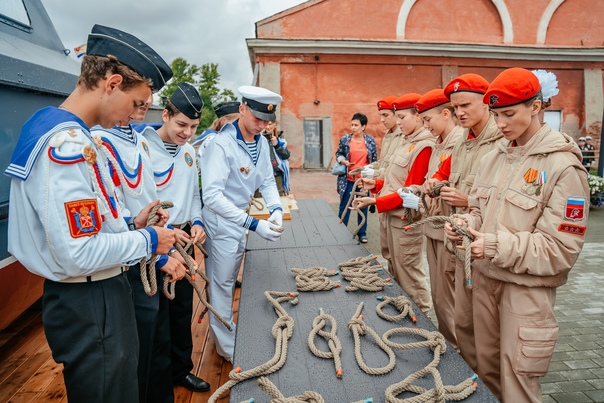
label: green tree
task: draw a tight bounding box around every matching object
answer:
[159,57,236,132]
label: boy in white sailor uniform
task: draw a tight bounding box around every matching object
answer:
[91,93,187,402]
[4,25,177,403]
[201,85,284,362]
[141,82,211,392]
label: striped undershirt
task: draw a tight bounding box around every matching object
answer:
[245,141,258,165]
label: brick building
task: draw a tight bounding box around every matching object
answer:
[247,0,604,169]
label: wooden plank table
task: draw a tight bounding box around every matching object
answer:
[229,199,497,402]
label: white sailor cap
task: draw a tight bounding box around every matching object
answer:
[238,85,282,122]
[586,136,593,140]
[579,137,586,141]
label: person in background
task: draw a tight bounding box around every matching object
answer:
[335,112,378,243]
[194,101,241,207]
[201,85,284,363]
[583,135,596,167]
[4,24,177,402]
[263,120,291,196]
[445,67,589,402]
[141,82,210,393]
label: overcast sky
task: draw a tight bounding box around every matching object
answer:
[41,0,306,96]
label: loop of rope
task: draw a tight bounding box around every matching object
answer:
[340,265,381,280]
[376,295,417,323]
[209,291,299,403]
[382,327,477,402]
[339,178,368,236]
[241,376,325,403]
[347,302,396,375]
[139,201,174,296]
[291,267,340,292]
[345,274,392,292]
[404,215,474,288]
[338,254,379,268]
[250,197,265,211]
[308,308,343,379]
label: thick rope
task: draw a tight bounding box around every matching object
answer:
[308,308,343,378]
[208,291,299,403]
[339,178,368,236]
[252,376,325,402]
[382,328,478,402]
[405,215,474,288]
[397,187,425,224]
[338,254,379,268]
[376,295,417,323]
[139,201,174,296]
[340,265,381,279]
[291,267,340,292]
[347,302,396,375]
[345,274,392,292]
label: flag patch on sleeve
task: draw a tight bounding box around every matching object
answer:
[64,199,101,238]
[558,223,586,236]
[565,197,586,221]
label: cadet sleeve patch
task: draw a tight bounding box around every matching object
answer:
[64,199,101,238]
[557,223,586,236]
[184,152,194,167]
[565,197,586,221]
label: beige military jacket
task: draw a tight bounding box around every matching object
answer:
[423,125,464,240]
[380,127,434,220]
[372,126,403,179]
[449,114,504,214]
[464,124,589,288]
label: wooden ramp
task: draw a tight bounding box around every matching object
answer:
[0,255,238,403]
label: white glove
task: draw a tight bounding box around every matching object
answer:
[361,167,375,179]
[254,220,283,242]
[268,210,283,226]
[396,188,420,210]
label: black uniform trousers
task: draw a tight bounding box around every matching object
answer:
[167,223,195,383]
[127,264,173,403]
[42,273,138,403]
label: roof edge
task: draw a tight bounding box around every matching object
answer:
[256,0,327,27]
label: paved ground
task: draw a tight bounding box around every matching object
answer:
[290,169,604,403]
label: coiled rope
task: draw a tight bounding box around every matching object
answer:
[308,308,343,378]
[404,215,474,288]
[382,327,478,402]
[209,291,299,403]
[339,178,368,236]
[291,267,340,292]
[347,302,396,375]
[240,378,374,403]
[376,295,417,323]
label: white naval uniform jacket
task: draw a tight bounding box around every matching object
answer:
[141,127,203,227]
[90,125,158,215]
[5,108,156,281]
[200,120,282,239]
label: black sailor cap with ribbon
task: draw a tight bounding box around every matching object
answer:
[171,82,204,120]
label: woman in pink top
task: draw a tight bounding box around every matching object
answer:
[335,112,378,242]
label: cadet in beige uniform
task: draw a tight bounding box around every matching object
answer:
[426,74,503,369]
[446,68,589,402]
[356,93,435,313]
[415,89,463,347]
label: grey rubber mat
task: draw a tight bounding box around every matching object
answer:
[228,243,498,402]
[246,199,359,251]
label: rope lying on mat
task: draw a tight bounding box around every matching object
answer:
[376,295,417,323]
[241,377,375,403]
[347,302,396,375]
[404,215,474,288]
[209,291,299,403]
[339,178,369,236]
[338,254,379,268]
[382,327,478,402]
[308,308,343,379]
[291,267,340,292]
[339,257,390,292]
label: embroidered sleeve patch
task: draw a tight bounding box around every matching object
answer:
[64,199,101,238]
[557,223,586,236]
[565,197,586,221]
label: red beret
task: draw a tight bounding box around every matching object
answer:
[484,68,541,108]
[377,95,397,110]
[444,74,490,99]
[393,93,421,111]
[415,89,449,114]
